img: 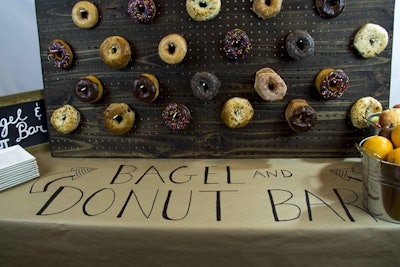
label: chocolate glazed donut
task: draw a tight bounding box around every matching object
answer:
[285,99,317,132]
[132,74,159,103]
[74,76,103,103]
[316,0,346,18]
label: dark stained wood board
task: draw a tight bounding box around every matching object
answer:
[36,0,394,158]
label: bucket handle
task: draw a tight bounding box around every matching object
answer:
[355,142,383,161]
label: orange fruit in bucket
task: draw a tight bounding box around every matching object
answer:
[387,148,400,164]
[362,135,393,160]
[391,125,400,148]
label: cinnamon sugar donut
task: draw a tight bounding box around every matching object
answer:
[103,103,135,135]
[71,1,99,28]
[254,68,287,102]
[252,0,283,19]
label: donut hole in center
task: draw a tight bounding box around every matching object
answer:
[54,50,63,60]
[328,0,339,8]
[168,43,176,55]
[113,115,123,124]
[369,38,375,45]
[264,0,272,6]
[268,83,275,91]
[139,84,148,95]
[200,81,209,92]
[233,40,243,50]
[80,9,88,19]
[199,1,208,8]
[138,4,146,13]
[110,46,118,54]
[296,39,305,50]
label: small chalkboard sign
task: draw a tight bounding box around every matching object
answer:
[0,100,49,149]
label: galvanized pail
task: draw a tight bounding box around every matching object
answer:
[357,137,400,223]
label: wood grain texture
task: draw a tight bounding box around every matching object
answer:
[36,0,394,158]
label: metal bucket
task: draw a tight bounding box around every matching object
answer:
[357,137,400,223]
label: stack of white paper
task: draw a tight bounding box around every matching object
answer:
[0,145,39,192]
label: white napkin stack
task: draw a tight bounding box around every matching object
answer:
[0,145,39,192]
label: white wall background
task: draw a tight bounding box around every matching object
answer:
[0,0,398,105]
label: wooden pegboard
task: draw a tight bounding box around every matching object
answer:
[36,0,394,158]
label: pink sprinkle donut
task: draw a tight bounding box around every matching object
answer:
[127,0,156,23]
[223,29,252,60]
[162,103,191,131]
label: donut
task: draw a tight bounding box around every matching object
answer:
[186,0,221,21]
[103,103,135,135]
[47,39,73,69]
[316,0,345,18]
[254,68,287,102]
[221,97,254,129]
[132,73,159,103]
[162,103,191,131]
[71,1,99,28]
[223,29,252,60]
[252,0,283,19]
[128,0,156,24]
[190,72,221,101]
[100,36,131,69]
[350,96,382,129]
[315,68,349,100]
[158,34,187,64]
[353,23,389,58]
[51,105,81,134]
[285,99,317,132]
[74,76,103,103]
[285,30,315,60]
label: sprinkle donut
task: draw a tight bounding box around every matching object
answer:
[190,72,221,101]
[186,0,221,22]
[162,103,191,131]
[158,33,187,64]
[316,0,346,18]
[315,68,349,100]
[254,68,287,102]
[128,0,156,24]
[223,29,252,60]
[47,39,73,69]
[51,105,81,134]
[285,30,315,60]
[71,1,99,28]
[103,103,135,135]
[252,0,283,19]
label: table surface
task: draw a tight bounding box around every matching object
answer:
[1,145,399,266]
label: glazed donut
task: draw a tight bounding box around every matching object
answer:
[350,96,382,129]
[285,30,314,60]
[223,29,252,60]
[74,76,103,103]
[315,68,349,100]
[285,99,317,132]
[158,34,187,64]
[190,72,221,101]
[128,0,156,24]
[254,68,287,102]
[132,73,159,103]
[100,36,131,69]
[162,103,191,131]
[221,97,254,129]
[71,1,99,28]
[316,0,346,18]
[252,0,283,19]
[47,39,73,69]
[103,103,135,135]
[353,23,389,58]
[186,0,221,22]
[51,105,81,134]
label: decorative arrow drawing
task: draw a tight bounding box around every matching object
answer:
[30,167,96,193]
[329,167,362,182]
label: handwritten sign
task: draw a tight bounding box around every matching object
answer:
[0,100,49,149]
